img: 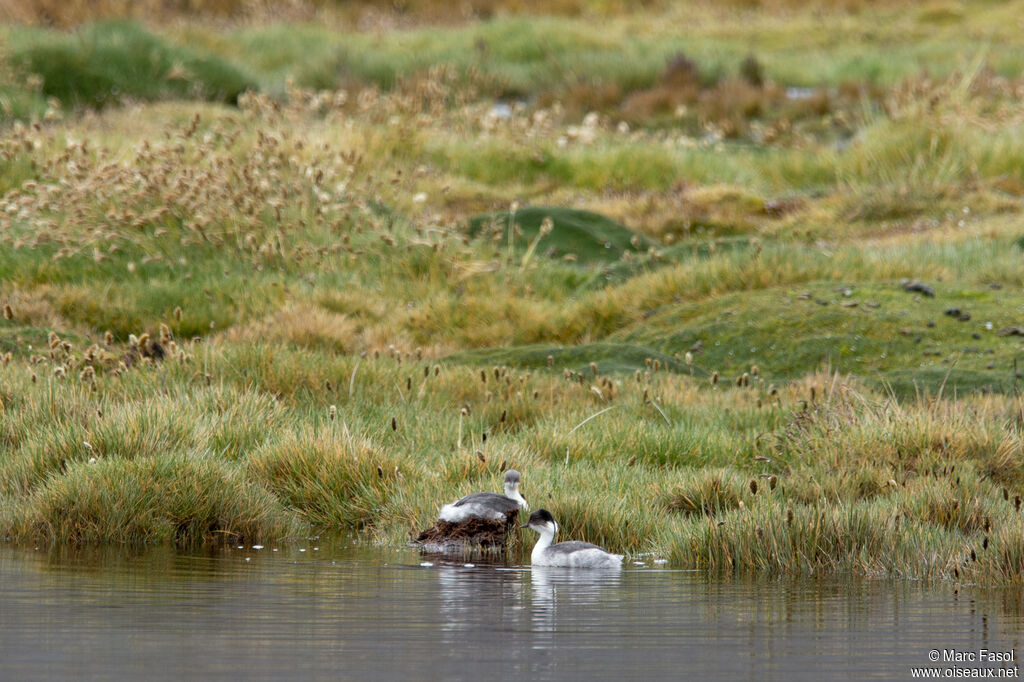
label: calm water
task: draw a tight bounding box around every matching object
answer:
[2,536,1023,681]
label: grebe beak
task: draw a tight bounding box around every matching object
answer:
[520,522,530,529]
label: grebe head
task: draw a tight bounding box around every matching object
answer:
[503,469,529,510]
[521,508,558,536]
[503,469,520,490]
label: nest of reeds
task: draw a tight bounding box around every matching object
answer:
[413,511,518,551]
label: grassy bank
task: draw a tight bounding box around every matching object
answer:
[2,1,1024,584]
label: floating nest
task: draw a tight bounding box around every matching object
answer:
[413,511,519,553]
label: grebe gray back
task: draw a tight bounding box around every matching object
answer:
[414,470,528,550]
[522,509,623,569]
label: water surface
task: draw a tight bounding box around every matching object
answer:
[2,537,1022,680]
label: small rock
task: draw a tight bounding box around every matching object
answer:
[902,280,935,297]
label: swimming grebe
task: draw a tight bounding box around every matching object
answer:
[414,470,528,550]
[522,509,623,568]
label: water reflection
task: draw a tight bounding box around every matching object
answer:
[435,562,526,641]
[528,566,622,630]
[525,566,624,678]
[2,539,1023,680]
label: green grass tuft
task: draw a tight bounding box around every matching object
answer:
[247,427,401,528]
[16,453,299,544]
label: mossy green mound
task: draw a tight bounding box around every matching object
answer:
[8,21,255,109]
[618,281,1024,395]
[468,206,652,265]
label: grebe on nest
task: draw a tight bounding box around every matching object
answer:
[415,470,528,550]
[522,509,623,568]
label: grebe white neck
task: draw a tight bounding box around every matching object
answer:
[530,521,557,561]
[504,483,529,510]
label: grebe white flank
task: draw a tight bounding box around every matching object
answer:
[522,509,623,568]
